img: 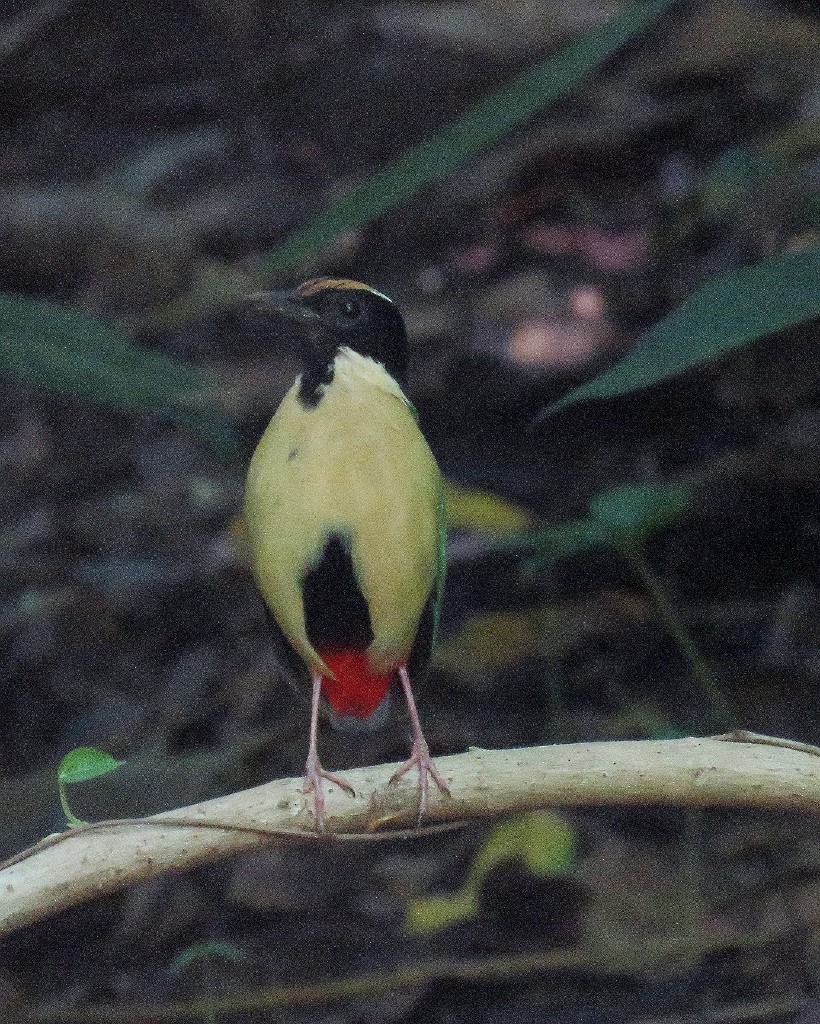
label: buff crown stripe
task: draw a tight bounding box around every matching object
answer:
[296,278,393,303]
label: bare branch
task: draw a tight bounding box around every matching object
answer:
[3,734,820,937]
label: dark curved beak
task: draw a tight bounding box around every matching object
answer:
[242,290,322,327]
[241,290,334,366]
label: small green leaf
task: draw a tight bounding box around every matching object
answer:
[548,243,820,414]
[405,892,478,935]
[169,941,244,976]
[58,747,124,785]
[701,145,780,214]
[405,813,575,935]
[470,812,576,888]
[516,482,691,571]
[589,482,693,549]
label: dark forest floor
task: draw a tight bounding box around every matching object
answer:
[2,1,820,1021]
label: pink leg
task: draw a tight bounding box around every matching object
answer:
[389,666,451,822]
[304,672,355,831]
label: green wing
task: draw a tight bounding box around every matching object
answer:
[407,477,446,681]
[432,482,447,646]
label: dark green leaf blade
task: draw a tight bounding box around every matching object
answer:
[0,293,242,451]
[262,0,680,272]
[548,243,820,414]
[518,517,610,575]
[590,482,693,549]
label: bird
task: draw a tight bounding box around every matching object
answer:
[243,277,450,830]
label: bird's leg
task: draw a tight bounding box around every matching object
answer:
[303,672,355,831]
[389,665,451,821]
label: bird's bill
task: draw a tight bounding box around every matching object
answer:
[243,290,321,327]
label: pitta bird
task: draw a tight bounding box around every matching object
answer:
[244,278,450,829]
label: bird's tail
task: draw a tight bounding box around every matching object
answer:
[319,649,393,731]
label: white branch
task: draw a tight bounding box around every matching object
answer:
[3,734,820,937]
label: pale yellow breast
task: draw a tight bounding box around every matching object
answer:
[244,349,442,676]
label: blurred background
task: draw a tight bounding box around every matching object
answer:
[2,0,820,1020]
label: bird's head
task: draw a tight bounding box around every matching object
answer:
[245,278,408,386]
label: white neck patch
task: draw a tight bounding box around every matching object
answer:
[333,346,408,403]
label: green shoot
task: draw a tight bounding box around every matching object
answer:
[57,747,124,827]
[406,812,575,934]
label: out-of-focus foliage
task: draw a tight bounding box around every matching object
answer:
[0,292,240,451]
[549,243,820,414]
[406,811,576,934]
[588,483,693,552]
[511,481,693,574]
[519,479,726,726]
[435,603,586,677]
[0,0,677,431]
[261,0,680,272]
[169,940,244,976]
[443,480,534,533]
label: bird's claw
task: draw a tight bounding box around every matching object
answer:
[389,739,450,822]
[303,756,355,832]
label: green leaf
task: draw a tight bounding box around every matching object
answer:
[0,293,242,452]
[169,940,244,976]
[58,747,124,785]
[699,120,820,217]
[405,813,575,935]
[443,480,533,534]
[589,482,693,550]
[514,482,691,571]
[405,891,478,935]
[518,517,609,571]
[58,746,124,825]
[700,146,781,214]
[470,812,576,888]
[262,0,680,272]
[548,243,820,413]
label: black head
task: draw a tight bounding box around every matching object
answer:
[246,278,408,387]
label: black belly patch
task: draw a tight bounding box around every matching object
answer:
[303,535,373,651]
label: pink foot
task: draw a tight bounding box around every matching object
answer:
[304,754,355,832]
[389,737,451,823]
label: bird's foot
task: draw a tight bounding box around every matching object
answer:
[303,755,355,832]
[389,738,451,823]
